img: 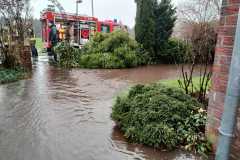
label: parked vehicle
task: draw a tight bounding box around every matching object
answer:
[41,10,126,49]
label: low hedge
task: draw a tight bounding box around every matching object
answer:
[0,68,26,84]
[112,83,212,155]
[54,30,149,69]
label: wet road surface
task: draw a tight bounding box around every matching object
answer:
[0,56,203,160]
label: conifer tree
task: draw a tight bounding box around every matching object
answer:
[135,0,176,62]
[154,0,177,60]
[135,0,156,56]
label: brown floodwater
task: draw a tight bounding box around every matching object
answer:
[0,56,205,160]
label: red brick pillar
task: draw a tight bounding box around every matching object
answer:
[207,0,240,159]
[20,45,32,71]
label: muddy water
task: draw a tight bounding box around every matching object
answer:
[0,56,202,160]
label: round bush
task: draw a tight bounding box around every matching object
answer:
[158,38,190,64]
[81,30,149,69]
[55,31,149,69]
[54,42,81,68]
[112,84,211,154]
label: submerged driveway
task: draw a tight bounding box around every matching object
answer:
[0,56,201,160]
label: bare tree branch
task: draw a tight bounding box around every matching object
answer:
[0,0,33,68]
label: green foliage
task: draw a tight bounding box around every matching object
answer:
[135,0,177,62]
[35,37,44,54]
[54,42,81,68]
[154,0,177,60]
[55,31,148,69]
[158,38,190,64]
[112,83,212,155]
[0,68,26,84]
[135,0,156,55]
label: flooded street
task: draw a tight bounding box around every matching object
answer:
[0,56,202,160]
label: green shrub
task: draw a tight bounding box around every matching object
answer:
[112,84,212,155]
[79,53,106,69]
[81,30,149,69]
[158,38,190,64]
[0,68,26,84]
[54,42,81,68]
[55,31,149,69]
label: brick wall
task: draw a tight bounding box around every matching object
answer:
[20,45,32,71]
[207,0,240,159]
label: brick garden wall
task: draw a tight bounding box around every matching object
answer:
[20,45,32,71]
[207,0,240,159]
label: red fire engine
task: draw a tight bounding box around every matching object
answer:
[41,1,127,49]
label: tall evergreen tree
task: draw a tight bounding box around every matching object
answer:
[135,0,156,56]
[154,0,177,60]
[135,0,176,62]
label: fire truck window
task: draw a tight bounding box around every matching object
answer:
[101,25,110,33]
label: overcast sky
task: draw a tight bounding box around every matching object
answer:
[31,0,180,28]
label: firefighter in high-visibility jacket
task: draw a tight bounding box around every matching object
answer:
[59,27,65,41]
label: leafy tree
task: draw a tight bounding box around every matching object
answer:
[135,0,156,57]
[154,0,177,61]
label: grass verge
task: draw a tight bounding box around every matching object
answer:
[159,77,211,92]
[35,37,44,55]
